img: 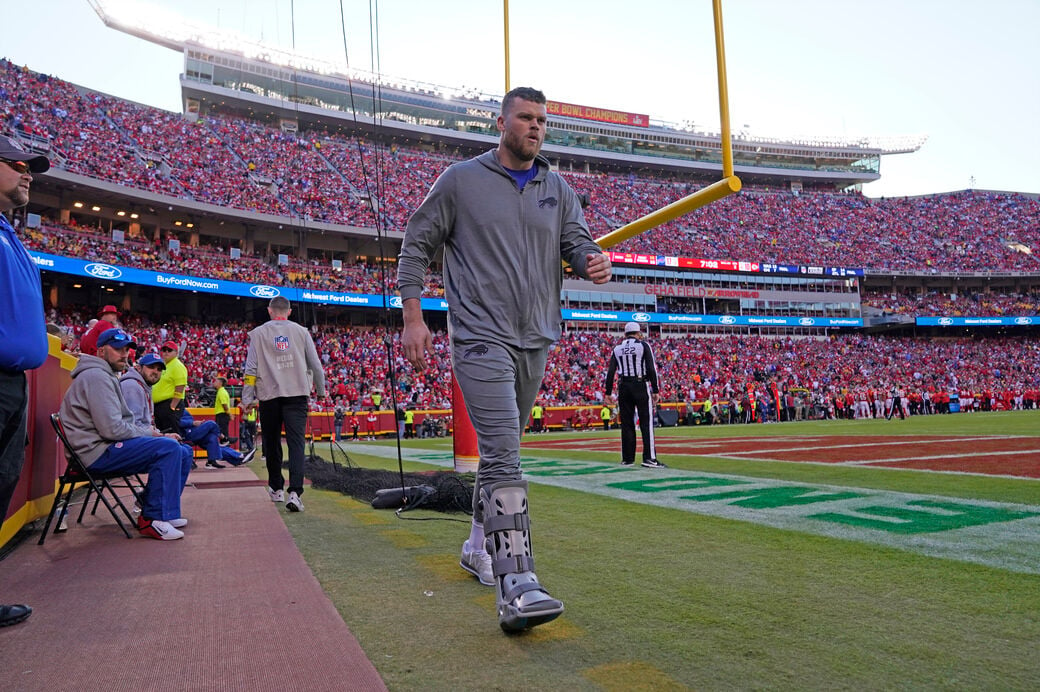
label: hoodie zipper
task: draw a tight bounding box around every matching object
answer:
[517,176,532,348]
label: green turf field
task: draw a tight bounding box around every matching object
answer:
[282,413,1040,690]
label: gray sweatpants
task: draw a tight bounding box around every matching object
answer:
[451,338,549,518]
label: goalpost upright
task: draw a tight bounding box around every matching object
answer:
[593,0,741,250]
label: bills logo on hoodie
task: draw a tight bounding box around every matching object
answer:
[275,336,289,351]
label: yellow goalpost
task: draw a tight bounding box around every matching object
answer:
[503,0,742,250]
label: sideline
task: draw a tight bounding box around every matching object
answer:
[0,470,387,691]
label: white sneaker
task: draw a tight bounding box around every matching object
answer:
[459,540,494,586]
[285,491,304,512]
[169,517,188,528]
[137,517,184,541]
[268,488,284,503]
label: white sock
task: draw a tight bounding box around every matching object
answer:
[467,518,484,552]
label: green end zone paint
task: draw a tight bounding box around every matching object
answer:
[342,445,1040,575]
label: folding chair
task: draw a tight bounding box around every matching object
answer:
[38,413,142,545]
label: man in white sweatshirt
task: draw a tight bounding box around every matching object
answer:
[242,296,326,513]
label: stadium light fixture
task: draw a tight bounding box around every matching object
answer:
[91,206,101,212]
[73,201,83,208]
[116,210,126,217]
[130,213,139,219]
[92,0,500,107]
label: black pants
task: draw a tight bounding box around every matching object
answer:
[0,370,28,522]
[153,399,184,434]
[215,412,231,441]
[259,396,308,495]
[618,379,656,463]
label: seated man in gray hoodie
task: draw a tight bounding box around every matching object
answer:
[59,329,192,541]
[119,353,254,469]
[119,352,177,432]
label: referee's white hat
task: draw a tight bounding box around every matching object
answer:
[624,321,641,334]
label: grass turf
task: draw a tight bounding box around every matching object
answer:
[281,413,1040,690]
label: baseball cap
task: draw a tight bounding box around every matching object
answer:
[96,328,137,350]
[0,135,50,173]
[137,353,165,369]
[624,321,641,334]
[98,304,120,317]
[161,341,179,352]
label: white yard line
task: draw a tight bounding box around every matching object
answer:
[840,449,1040,465]
[712,435,1016,456]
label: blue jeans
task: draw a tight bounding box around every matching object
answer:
[89,437,192,521]
[239,420,257,452]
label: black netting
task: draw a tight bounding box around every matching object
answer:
[303,443,473,514]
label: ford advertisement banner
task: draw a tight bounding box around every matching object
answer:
[32,251,859,327]
[562,309,863,328]
[917,316,1035,327]
[33,250,453,312]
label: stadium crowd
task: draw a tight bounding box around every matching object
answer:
[861,290,1040,317]
[49,304,1040,421]
[5,58,1040,276]
[20,219,445,297]
[10,57,1040,424]
[20,215,1032,317]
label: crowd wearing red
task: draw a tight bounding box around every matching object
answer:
[4,59,1039,276]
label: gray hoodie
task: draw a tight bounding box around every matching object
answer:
[119,366,154,429]
[397,150,603,349]
[59,354,153,467]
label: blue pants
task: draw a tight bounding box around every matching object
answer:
[184,421,243,464]
[89,437,192,521]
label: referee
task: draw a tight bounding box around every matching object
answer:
[604,322,666,468]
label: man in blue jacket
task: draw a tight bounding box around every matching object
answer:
[397,87,612,632]
[0,135,49,628]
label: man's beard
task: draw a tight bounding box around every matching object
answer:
[503,130,539,162]
[2,187,28,209]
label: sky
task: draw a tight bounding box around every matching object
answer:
[5,0,1039,198]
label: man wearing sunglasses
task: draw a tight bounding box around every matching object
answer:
[0,134,49,628]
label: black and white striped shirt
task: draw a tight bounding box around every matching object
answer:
[605,337,660,395]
